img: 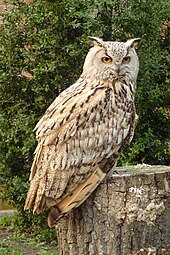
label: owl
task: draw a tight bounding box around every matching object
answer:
[24,36,141,227]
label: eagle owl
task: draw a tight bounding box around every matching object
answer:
[24,36,141,227]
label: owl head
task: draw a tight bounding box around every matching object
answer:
[83,36,141,83]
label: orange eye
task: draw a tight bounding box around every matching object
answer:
[102,56,112,63]
[122,56,131,63]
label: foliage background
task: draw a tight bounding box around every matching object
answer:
[0,0,169,230]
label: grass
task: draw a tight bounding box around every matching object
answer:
[0,213,59,255]
[0,247,23,255]
[0,244,58,255]
[0,247,58,255]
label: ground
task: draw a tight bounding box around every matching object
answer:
[0,227,58,255]
[0,210,59,254]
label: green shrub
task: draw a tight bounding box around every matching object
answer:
[0,0,169,230]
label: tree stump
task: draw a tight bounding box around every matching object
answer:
[55,165,170,255]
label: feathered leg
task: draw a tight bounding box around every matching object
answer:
[48,167,106,227]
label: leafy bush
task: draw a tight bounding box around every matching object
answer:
[0,0,169,230]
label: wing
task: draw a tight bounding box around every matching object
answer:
[24,78,135,215]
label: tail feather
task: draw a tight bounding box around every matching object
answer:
[24,174,46,213]
[24,180,39,211]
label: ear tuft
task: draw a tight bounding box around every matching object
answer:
[88,36,104,47]
[126,38,142,49]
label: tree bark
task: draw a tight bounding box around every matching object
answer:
[55,165,170,255]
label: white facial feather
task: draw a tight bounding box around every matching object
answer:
[83,38,141,83]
